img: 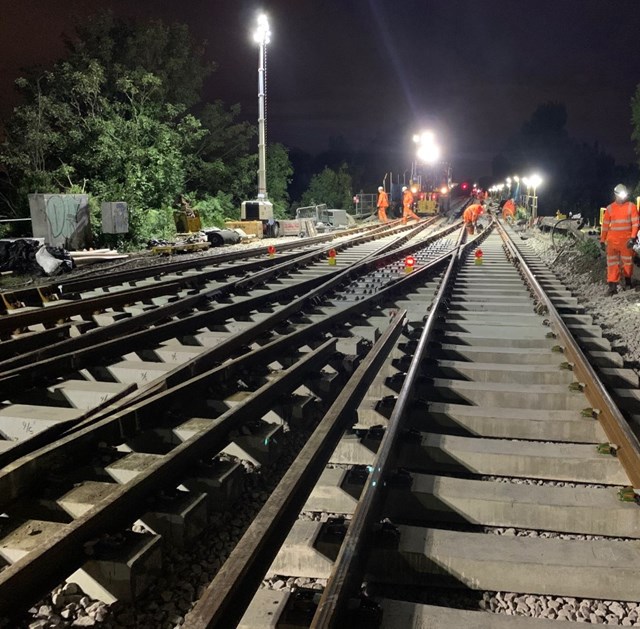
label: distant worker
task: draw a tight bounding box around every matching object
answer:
[464,202,485,235]
[377,186,389,223]
[402,186,420,224]
[600,184,639,295]
[463,204,476,235]
[502,198,516,222]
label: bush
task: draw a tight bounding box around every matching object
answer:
[194,192,236,227]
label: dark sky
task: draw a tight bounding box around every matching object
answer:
[1,0,639,181]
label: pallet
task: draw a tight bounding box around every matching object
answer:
[151,242,210,255]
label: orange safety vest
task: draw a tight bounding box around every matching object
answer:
[466,204,482,221]
[377,191,389,209]
[601,201,639,243]
[402,190,413,208]
[463,206,475,223]
[503,199,515,214]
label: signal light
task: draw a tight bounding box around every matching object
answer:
[267,245,276,257]
[328,248,337,265]
[440,186,448,195]
[461,182,468,190]
[404,255,416,273]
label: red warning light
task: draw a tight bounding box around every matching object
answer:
[328,248,337,258]
[475,249,483,258]
[267,245,276,257]
[461,182,469,190]
[404,255,416,273]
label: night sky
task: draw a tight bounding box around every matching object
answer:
[1,0,639,181]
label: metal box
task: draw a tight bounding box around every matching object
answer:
[28,193,91,248]
[241,200,273,221]
[101,202,129,234]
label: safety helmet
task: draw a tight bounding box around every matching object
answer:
[378,186,383,191]
[402,186,407,191]
[614,184,628,200]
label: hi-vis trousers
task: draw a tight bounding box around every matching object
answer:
[606,240,634,283]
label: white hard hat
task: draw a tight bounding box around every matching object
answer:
[402,186,407,191]
[614,184,628,200]
[378,186,383,191]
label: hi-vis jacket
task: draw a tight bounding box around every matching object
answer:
[600,201,639,243]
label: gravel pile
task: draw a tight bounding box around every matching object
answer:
[523,230,640,369]
[13,424,315,628]
[481,591,640,625]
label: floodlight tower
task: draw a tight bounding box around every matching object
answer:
[241,14,277,235]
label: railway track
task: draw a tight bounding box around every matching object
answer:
[0,219,454,463]
[184,218,640,628]
[0,214,472,626]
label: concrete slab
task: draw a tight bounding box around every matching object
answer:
[141,491,208,548]
[75,532,162,603]
[427,378,586,410]
[436,344,563,365]
[438,324,548,340]
[238,589,291,629]
[56,481,118,517]
[421,402,605,443]
[0,404,82,442]
[434,360,573,386]
[101,360,175,385]
[367,526,640,602]
[400,433,629,485]
[104,452,163,483]
[178,459,245,511]
[47,380,135,410]
[440,332,554,349]
[385,474,640,537]
[0,519,65,563]
[303,468,364,514]
[447,300,535,314]
[152,345,210,363]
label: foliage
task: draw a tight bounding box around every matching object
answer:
[267,143,294,218]
[0,12,299,246]
[193,192,238,227]
[191,101,256,203]
[301,164,353,209]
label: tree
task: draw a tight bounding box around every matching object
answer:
[0,14,213,243]
[266,143,293,217]
[493,101,626,218]
[301,164,353,209]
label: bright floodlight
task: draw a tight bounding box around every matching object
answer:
[506,177,511,184]
[412,134,420,143]
[514,175,519,182]
[523,177,530,187]
[253,14,271,44]
[530,174,542,188]
[417,143,440,164]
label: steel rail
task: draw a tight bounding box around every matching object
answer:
[0,223,386,309]
[0,226,459,468]
[495,219,640,487]
[0,220,430,369]
[0,220,456,390]
[310,225,484,627]
[184,311,407,629]
[0,338,337,618]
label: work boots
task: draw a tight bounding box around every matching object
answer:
[625,277,634,290]
[607,282,618,295]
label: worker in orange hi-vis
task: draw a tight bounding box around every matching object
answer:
[600,183,639,295]
[463,204,476,235]
[502,198,516,221]
[377,186,389,223]
[401,186,420,224]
